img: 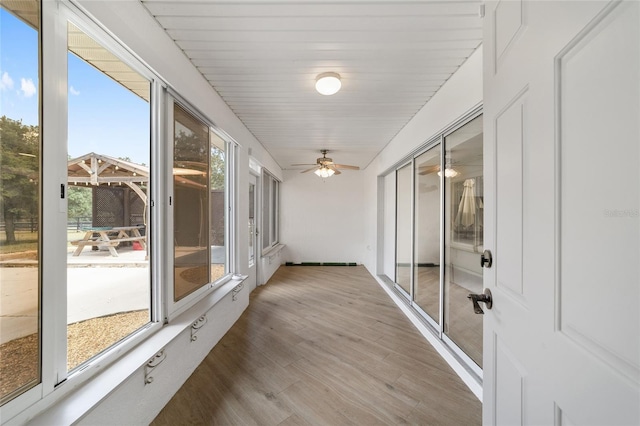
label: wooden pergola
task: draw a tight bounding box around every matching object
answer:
[67,152,149,203]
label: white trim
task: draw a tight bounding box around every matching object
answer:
[261,243,285,259]
[45,0,72,395]
[66,0,164,87]
[249,157,262,175]
[150,79,166,324]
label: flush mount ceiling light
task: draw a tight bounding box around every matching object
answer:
[315,72,341,95]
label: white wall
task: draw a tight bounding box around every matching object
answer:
[259,245,284,285]
[79,288,247,425]
[280,169,365,264]
[362,46,483,276]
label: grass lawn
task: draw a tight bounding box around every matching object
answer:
[0,231,85,254]
[0,231,38,254]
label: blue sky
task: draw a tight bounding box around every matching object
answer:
[1,8,150,164]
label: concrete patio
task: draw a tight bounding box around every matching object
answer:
[0,247,149,345]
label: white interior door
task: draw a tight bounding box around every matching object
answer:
[483,1,639,424]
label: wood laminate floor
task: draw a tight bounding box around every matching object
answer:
[151,266,482,425]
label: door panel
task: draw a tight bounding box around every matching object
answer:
[444,117,484,367]
[395,163,412,296]
[558,4,639,379]
[494,337,524,426]
[483,1,639,424]
[414,146,441,324]
[495,95,525,298]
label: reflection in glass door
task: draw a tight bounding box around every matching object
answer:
[444,116,484,367]
[414,145,441,325]
[444,117,484,367]
[395,163,412,296]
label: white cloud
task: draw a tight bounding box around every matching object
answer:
[69,86,80,96]
[0,72,14,91]
[20,78,36,98]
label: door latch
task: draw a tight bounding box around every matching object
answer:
[468,288,493,314]
[480,249,492,268]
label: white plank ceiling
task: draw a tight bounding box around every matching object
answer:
[141,0,483,171]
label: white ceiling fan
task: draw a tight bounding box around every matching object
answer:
[292,150,360,177]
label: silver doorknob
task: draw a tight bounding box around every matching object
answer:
[468,288,493,314]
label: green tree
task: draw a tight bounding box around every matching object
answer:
[67,186,92,219]
[210,146,225,190]
[0,116,39,244]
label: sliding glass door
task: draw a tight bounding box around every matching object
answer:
[395,163,412,296]
[390,113,484,371]
[414,146,441,325]
[443,116,484,367]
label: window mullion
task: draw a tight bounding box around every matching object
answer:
[41,0,71,392]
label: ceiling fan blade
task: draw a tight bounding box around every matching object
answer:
[333,164,359,170]
[301,166,318,173]
[418,165,439,175]
[333,169,342,175]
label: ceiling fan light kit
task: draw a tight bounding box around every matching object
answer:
[315,72,341,95]
[438,167,459,178]
[291,149,359,178]
[314,167,335,178]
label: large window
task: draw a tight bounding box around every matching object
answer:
[0,0,41,405]
[66,21,152,372]
[261,171,279,251]
[1,0,237,416]
[173,104,210,301]
[173,103,228,303]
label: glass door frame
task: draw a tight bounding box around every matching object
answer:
[394,160,413,301]
[387,107,484,378]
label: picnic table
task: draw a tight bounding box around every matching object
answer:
[71,226,146,257]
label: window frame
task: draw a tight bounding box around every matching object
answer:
[0,0,43,410]
[0,1,166,418]
[261,170,280,252]
[2,0,240,419]
[164,93,236,322]
[57,2,163,388]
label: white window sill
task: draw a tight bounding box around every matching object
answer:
[17,275,247,426]
[261,243,285,258]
